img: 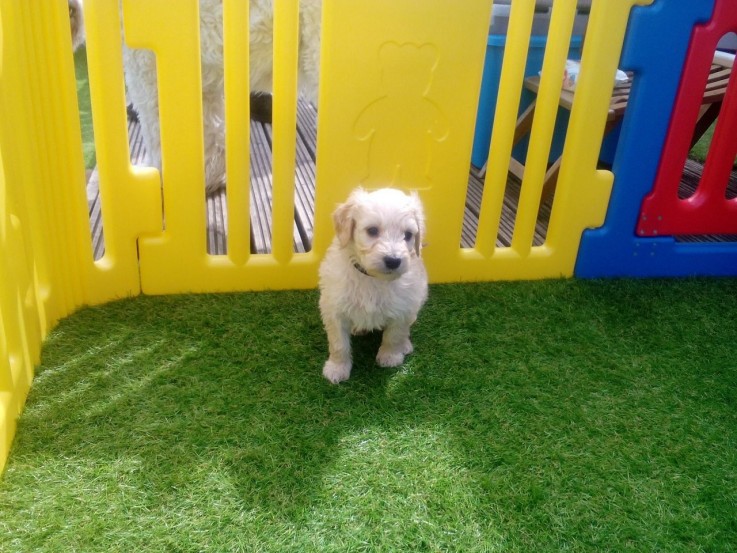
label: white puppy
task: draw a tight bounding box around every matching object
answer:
[319,188,429,384]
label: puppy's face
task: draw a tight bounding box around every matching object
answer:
[333,188,424,281]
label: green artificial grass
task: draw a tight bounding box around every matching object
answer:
[689,122,715,163]
[74,46,95,170]
[1,279,736,552]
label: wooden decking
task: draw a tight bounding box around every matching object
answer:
[85,100,553,259]
[85,101,735,259]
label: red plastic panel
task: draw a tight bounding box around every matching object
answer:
[637,0,737,237]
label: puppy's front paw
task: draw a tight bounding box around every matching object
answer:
[323,360,351,384]
[376,347,405,368]
[401,339,414,356]
[376,338,413,367]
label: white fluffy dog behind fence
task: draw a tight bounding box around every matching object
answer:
[319,188,429,384]
[69,0,86,51]
[69,0,322,193]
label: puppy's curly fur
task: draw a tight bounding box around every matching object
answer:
[319,188,429,384]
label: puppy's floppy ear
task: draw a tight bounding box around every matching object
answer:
[333,188,367,247]
[409,191,425,257]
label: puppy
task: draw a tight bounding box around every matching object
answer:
[68,0,322,193]
[319,188,429,384]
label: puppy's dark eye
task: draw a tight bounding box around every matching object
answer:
[366,226,380,237]
[404,231,414,242]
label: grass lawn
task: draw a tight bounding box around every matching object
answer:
[1,279,736,552]
[689,123,715,163]
[74,46,95,169]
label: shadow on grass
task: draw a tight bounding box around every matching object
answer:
[3,280,737,551]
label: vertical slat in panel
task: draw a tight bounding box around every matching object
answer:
[271,0,300,263]
[512,0,576,255]
[475,0,536,257]
[223,0,251,264]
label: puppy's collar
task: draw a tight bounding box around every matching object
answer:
[353,261,372,277]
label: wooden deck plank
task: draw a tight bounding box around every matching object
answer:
[464,171,551,248]
[88,193,105,260]
[261,111,313,253]
[293,103,319,251]
[206,190,228,255]
[248,120,276,254]
[294,101,320,251]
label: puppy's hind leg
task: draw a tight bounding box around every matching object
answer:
[376,319,414,368]
[322,316,353,384]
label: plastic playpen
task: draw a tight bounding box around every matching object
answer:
[1,0,735,472]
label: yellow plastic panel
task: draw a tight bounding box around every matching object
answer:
[545,0,654,258]
[312,0,493,269]
[130,0,507,294]
[271,0,300,264]
[458,0,653,282]
[1,0,35,474]
[2,0,77,327]
[0,164,39,476]
[0,208,39,474]
[3,0,146,314]
[0,0,41,473]
[1,0,155,471]
[0,0,87,371]
[135,0,324,294]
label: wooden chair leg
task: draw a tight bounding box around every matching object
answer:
[541,157,562,202]
[479,100,538,178]
[539,117,621,202]
[508,157,526,182]
[513,100,537,147]
[690,102,721,150]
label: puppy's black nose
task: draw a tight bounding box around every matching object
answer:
[383,256,402,270]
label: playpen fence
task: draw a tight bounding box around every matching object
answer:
[1,0,645,472]
[637,0,737,237]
